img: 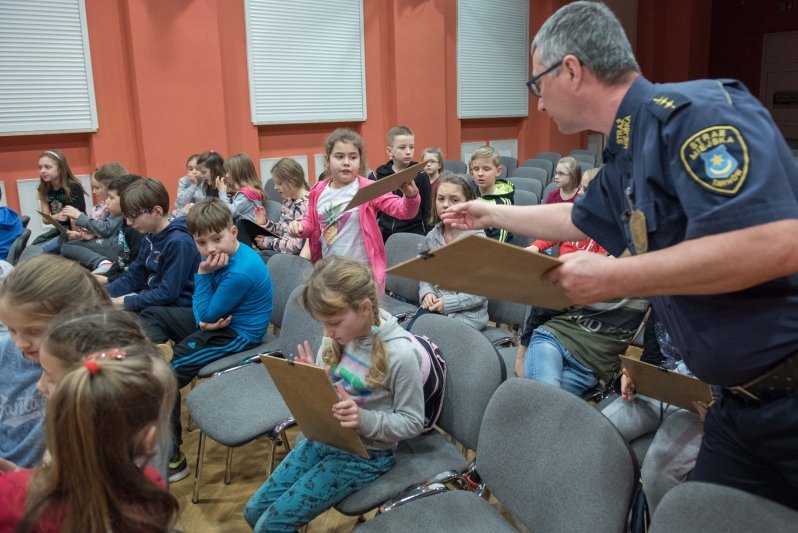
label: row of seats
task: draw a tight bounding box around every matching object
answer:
[444,148,599,182]
[184,250,798,531]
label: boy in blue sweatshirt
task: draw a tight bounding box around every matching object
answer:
[142,198,273,482]
[104,178,200,312]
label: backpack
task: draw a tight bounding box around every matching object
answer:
[411,334,447,433]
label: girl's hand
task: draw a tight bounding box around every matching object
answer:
[295,341,316,366]
[53,211,69,223]
[188,173,199,186]
[288,220,303,236]
[66,230,82,241]
[111,296,125,309]
[420,293,437,309]
[620,369,636,401]
[526,244,541,253]
[429,297,445,314]
[254,235,268,249]
[333,382,361,429]
[400,180,418,198]
[254,205,268,225]
[183,203,194,214]
[215,176,227,194]
[61,205,81,219]
[198,252,229,275]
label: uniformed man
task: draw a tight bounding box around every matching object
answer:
[443,1,798,509]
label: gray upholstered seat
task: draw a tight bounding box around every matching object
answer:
[512,189,539,207]
[650,481,798,532]
[335,313,505,516]
[187,285,323,503]
[383,232,426,318]
[535,150,563,168]
[359,378,637,532]
[520,158,553,182]
[7,228,30,265]
[507,176,543,198]
[263,178,284,204]
[443,159,467,174]
[482,299,526,348]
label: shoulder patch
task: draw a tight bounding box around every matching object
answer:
[647,92,691,122]
[679,125,749,196]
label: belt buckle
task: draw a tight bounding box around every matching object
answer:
[728,385,761,403]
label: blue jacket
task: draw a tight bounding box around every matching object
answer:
[107,218,200,311]
[0,207,22,261]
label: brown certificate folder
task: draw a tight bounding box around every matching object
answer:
[345,161,427,211]
[260,355,369,458]
[37,210,69,237]
[621,355,712,412]
[387,234,571,309]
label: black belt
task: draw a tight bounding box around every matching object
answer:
[724,352,798,405]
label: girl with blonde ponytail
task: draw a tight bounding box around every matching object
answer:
[244,256,425,532]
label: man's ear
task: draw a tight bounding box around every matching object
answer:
[563,54,582,82]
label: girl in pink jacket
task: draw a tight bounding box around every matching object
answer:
[289,128,419,292]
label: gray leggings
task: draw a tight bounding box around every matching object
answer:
[61,238,116,269]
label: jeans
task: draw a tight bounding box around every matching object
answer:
[40,236,62,254]
[244,439,394,532]
[524,327,598,396]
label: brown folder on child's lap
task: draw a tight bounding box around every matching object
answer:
[260,355,370,458]
[621,354,712,412]
[345,161,427,211]
[387,234,571,309]
[36,210,69,236]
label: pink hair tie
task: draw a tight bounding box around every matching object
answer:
[84,360,101,376]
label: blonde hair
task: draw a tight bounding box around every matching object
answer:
[271,158,309,192]
[223,153,266,201]
[324,128,367,176]
[37,149,87,204]
[469,145,502,168]
[301,256,387,386]
[556,156,582,192]
[186,197,234,236]
[0,255,110,319]
[19,356,178,533]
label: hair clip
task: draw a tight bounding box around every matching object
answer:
[44,150,61,160]
[86,348,126,361]
[84,360,101,376]
[371,325,380,336]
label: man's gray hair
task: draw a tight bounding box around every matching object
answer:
[532,1,639,85]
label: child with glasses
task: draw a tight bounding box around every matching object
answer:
[105,178,200,314]
[545,156,581,204]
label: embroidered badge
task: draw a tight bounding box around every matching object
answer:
[615,115,631,150]
[679,125,749,195]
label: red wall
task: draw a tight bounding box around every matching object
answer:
[0,0,719,213]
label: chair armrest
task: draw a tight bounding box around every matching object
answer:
[378,482,449,513]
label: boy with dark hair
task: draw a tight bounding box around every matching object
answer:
[0,187,22,261]
[105,177,200,311]
[142,197,273,482]
[370,125,431,241]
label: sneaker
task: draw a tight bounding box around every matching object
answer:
[91,260,114,275]
[168,453,189,483]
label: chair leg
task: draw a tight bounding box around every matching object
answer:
[186,378,197,432]
[224,447,234,484]
[191,431,207,504]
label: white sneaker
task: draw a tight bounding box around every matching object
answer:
[91,260,114,275]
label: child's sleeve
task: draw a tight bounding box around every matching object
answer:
[174,177,198,211]
[224,192,252,218]
[372,188,421,221]
[75,213,124,238]
[418,233,436,300]
[272,197,309,254]
[440,291,486,314]
[192,271,251,324]
[106,249,148,297]
[358,344,424,442]
[123,238,199,311]
[531,239,556,252]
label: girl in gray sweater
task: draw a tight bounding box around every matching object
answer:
[419,173,489,330]
[244,256,425,533]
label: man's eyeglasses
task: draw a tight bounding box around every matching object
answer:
[527,60,563,97]
[124,208,152,222]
